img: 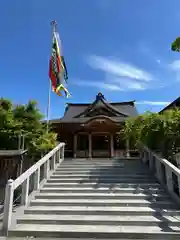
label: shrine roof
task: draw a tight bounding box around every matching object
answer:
[50,93,138,124]
[159,96,180,113]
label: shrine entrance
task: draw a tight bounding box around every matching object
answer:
[92,134,110,158]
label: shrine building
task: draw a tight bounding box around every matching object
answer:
[49,93,139,158]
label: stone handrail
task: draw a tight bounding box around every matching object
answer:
[140,144,180,205]
[2,142,65,235]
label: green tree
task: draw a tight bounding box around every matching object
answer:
[122,109,180,161]
[0,98,57,155]
[171,37,180,52]
[0,98,20,149]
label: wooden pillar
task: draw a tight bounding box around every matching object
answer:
[73,134,77,158]
[110,134,114,158]
[88,133,92,159]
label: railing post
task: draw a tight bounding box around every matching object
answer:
[142,150,146,163]
[51,154,56,170]
[56,149,59,163]
[126,139,130,158]
[155,159,162,181]
[61,144,65,160]
[139,150,142,162]
[143,151,147,163]
[34,168,40,190]
[57,150,59,163]
[21,177,29,206]
[141,151,144,163]
[44,159,49,179]
[55,151,58,163]
[165,166,173,192]
[178,176,180,196]
[59,148,62,160]
[149,152,153,170]
[3,179,14,236]
[145,151,149,164]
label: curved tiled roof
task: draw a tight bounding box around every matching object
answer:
[49,93,138,124]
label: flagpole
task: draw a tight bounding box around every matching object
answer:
[46,20,57,133]
[46,78,51,133]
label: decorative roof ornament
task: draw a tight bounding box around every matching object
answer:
[96,92,104,101]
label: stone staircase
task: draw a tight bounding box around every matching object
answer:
[8,158,180,239]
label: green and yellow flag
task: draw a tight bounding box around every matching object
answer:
[49,24,70,97]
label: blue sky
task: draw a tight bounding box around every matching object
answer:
[1,0,180,119]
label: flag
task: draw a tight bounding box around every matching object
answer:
[56,32,68,83]
[49,29,70,97]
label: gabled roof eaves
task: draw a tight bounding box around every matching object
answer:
[60,94,138,122]
[159,96,180,113]
[73,97,130,118]
[49,116,127,124]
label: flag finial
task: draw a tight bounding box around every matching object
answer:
[51,20,57,32]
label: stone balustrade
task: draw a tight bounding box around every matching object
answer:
[141,145,180,205]
[2,142,65,235]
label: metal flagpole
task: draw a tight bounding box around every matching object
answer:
[46,78,51,133]
[46,20,57,133]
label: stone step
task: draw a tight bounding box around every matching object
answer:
[61,161,142,164]
[55,172,149,176]
[16,214,180,226]
[35,192,170,201]
[52,173,152,178]
[9,158,179,239]
[61,161,126,164]
[54,169,149,174]
[29,199,175,208]
[24,205,180,216]
[9,223,180,239]
[49,176,157,183]
[54,170,150,174]
[43,184,164,191]
[41,186,164,194]
[57,166,147,171]
[58,165,145,169]
[63,159,140,162]
[59,164,143,168]
[39,188,165,195]
[57,163,146,167]
[62,159,140,162]
[45,180,161,188]
[56,168,148,172]
[60,164,142,167]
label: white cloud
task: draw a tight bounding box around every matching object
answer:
[73,78,147,92]
[168,60,180,81]
[78,55,160,92]
[169,60,180,71]
[112,77,147,91]
[128,82,146,90]
[136,101,170,106]
[73,80,122,91]
[87,55,154,82]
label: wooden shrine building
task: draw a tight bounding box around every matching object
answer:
[50,93,139,158]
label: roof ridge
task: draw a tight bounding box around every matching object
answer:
[73,96,130,118]
[67,100,135,106]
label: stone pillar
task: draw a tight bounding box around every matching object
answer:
[73,134,77,158]
[88,133,92,159]
[110,134,114,158]
[126,139,130,158]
